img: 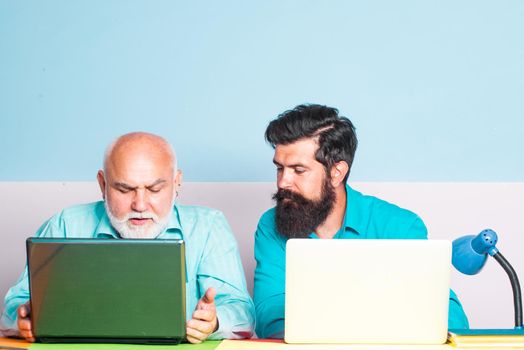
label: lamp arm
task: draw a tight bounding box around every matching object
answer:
[493,251,523,328]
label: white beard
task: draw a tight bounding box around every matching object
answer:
[104,201,172,239]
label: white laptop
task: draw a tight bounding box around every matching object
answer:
[285,239,451,344]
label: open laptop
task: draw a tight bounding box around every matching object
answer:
[285,239,451,344]
[26,238,186,344]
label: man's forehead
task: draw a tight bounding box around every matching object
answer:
[105,155,174,185]
[274,138,320,163]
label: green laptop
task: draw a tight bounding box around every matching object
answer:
[26,238,186,344]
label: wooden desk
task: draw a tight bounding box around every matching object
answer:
[5,337,523,349]
[0,336,30,349]
[0,337,220,349]
[216,340,455,349]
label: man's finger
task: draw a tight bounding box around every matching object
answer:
[186,334,202,344]
[17,303,35,342]
[192,309,215,322]
[20,329,35,343]
[18,319,32,331]
[201,287,216,304]
[18,307,26,318]
[186,324,207,343]
[187,318,215,335]
[20,330,33,339]
[18,304,30,318]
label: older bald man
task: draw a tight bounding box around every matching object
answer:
[0,132,255,343]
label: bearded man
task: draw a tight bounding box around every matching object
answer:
[1,132,255,343]
[253,104,469,339]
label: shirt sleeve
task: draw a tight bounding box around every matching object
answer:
[0,218,58,336]
[253,210,286,339]
[448,289,469,329]
[0,267,30,336]
[196,211,255,340]
[406,215,470,329]
[406,216,428,239]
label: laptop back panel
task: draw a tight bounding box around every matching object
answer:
[27,238,186,344]
[285,239,451,344]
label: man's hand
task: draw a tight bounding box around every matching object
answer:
[186,287,218,344]
[17,302,35,342]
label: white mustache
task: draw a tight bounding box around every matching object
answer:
[125,212,157,221]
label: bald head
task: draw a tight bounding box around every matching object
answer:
[97,132,181,239]
[103,132,177,176]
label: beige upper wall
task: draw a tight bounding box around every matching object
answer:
[1,182,523,329]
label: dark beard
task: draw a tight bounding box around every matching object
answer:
[273,178,336,239]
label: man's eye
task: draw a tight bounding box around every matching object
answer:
[117,188,130,194]
[276,167,283,173]
[148,187,162,193]
[295,168,305,174]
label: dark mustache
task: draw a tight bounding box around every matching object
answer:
[272,189,309,205]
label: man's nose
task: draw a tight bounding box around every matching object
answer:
[277,169,293,190]
[131,190,148,212]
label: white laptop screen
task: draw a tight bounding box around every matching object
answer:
[285,239,451,344]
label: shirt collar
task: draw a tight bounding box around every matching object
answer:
[94,203,119,238]
[164,205,183,235]
[342,184,368,235]
[309,184,366,239]
[94,203,184,239]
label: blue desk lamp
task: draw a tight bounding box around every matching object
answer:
[452,229,523,329]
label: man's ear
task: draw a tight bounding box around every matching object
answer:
[97,170,106,200]
[174,169,183,196]
[330,161,349,188]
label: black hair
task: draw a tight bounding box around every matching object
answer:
[265,104,357,182]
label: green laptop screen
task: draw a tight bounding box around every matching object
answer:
[27,238,186,344]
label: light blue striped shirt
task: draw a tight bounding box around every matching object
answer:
[1,201,255,339]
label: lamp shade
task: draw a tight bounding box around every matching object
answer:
[452,229,499,275]
[452,229,522,328]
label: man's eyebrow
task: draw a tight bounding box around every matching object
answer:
[289,163,309,169]
[112,179,166,190]
[272,160,309,169]
[146,179,167,188]
[112,182,136,190]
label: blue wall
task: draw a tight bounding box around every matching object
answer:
[1,1,523,181]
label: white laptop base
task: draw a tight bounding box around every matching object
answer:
[285,239,451,344]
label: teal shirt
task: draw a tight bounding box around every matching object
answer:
[1,201,255,340]
[253,185,469,339]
